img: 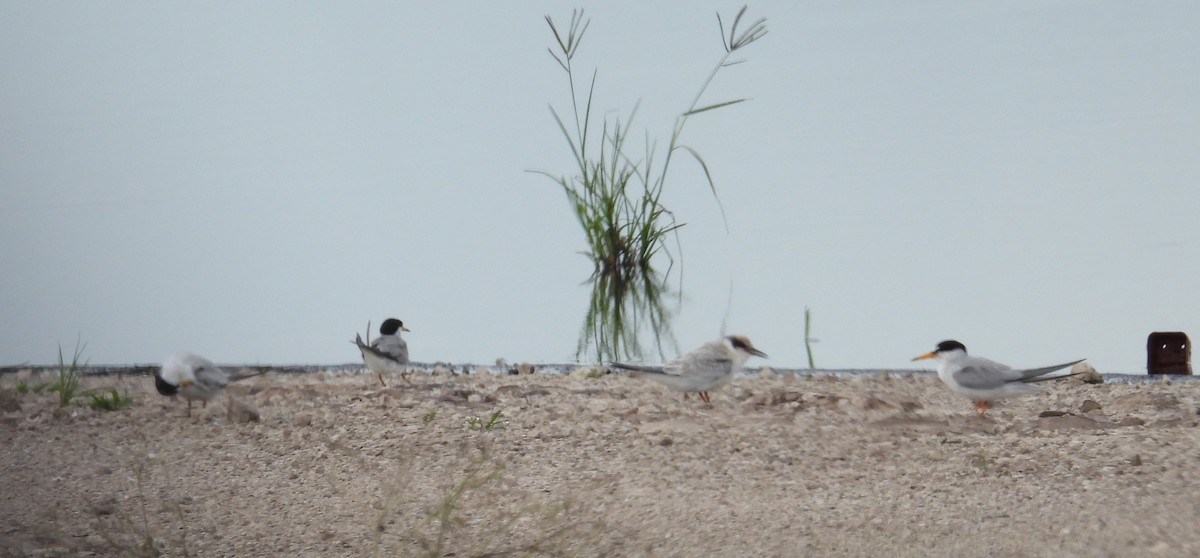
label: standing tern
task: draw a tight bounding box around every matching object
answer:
[155,352,266,416]
[354,318,410,386]
[612,335,767,404]
[912,340,1084,416]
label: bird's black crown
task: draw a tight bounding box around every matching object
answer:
[380,318,404,335]
[935,340,968,354]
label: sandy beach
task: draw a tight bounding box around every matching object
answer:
[1,367,1198,557]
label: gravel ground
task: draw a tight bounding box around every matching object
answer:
[1,368,1198,557]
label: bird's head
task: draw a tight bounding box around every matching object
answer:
[724,335,767,359]
[380,318,410,335]
[912,340,968,362]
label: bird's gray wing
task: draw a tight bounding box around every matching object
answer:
[671,343,733,381]
[611,362,665,373]
[226,367,269,383]
[192,361,230,390]
[355,333,407,365]
[950,357,1017,391]
[1016,359,1085,382]
[371,335,409,364]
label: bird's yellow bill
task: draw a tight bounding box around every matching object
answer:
[911,352,936,362]
[179,380,193,387]
[402,326,411,332]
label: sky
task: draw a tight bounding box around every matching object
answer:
[2,1,1198,373]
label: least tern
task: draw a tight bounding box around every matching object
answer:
[354,318,410,386]
[613,335,767,404]
[912,340,1084,416]
[155,352,266,416]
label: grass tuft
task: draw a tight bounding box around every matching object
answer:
[48,338,88,407]
[372,454,609,557]
[86,387,134,412]
[534,7,767,362]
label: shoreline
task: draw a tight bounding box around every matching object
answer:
[2,371,1198,556]
[0,362,1188,381]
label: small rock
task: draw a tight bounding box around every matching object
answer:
[1038,410,1070,417]
[1069,362,1103,384]
[657,437,673,447]
[758,367,774,379]
[1109,393,1180,411]
[1118,415,1145,427]
[0,389,21,412]
[92,496,118,516]
[431,365,451,376]
[228,399,260,423]
[570,366,606,379]
[898,400,923,412]
[752,390,804,407]
[517,362,536,375]
[857,396,893,411]
[1035,414,1114,430]
[291,414,313,427]
[1129,454,1142,466]
[1079,400,1103,413]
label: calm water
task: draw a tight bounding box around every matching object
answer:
[3,363,1194,384]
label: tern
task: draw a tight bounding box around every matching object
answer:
[354,318,410,387]
[612,335,767,404]
[912,340,1084,416]
[155,352,266,416]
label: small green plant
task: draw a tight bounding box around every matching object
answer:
[48,338,88,407]
[16,380,29,394]
[465,410,505,431]
[88,440,191,557]
[86,388,133,412]
[535,7,767,362]
[371,454,608,557]
[422,410,437,423]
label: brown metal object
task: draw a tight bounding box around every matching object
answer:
[1147,332,1191,375]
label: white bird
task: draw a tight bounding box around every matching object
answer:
[912,340,1084,416]
[612,335,767,404]
[354,318,410,387]
[154,352,266,416]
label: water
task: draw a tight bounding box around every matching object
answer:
[2,363,1195,383]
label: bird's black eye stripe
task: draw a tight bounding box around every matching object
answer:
[730,337,748,350]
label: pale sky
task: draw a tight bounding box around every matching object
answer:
[2,1,1197,373]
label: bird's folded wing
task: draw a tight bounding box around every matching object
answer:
[1017,359,1085,381]
[226,367,269,383]
[611,362,665,374]
[356,333,406,365]
[372,335,409,363]
[951,364,1011,391]
[670,355,732,380]
[193,364,230,389]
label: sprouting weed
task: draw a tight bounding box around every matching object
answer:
[533,7,766,362]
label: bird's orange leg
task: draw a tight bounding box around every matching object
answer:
[699,391,711,404]
[973,400,991,416]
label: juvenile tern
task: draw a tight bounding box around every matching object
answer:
[912,340,1084,416]
[354,318,410,386]
[612,335,767,404]
[154,352,266,416]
